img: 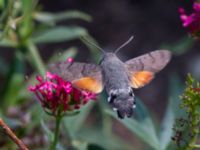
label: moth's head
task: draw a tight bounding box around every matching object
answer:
[99,52,121,66]
[101,52,117,60]
[108,88,136,119]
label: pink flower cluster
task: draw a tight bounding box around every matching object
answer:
[179,2,200,37]
[29,72,96,115]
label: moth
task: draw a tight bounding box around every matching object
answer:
[50,36,171,119]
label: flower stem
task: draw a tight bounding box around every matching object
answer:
[50,115,62,150]
[186,113,199,150]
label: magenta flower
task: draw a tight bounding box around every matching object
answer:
[179,2,200,37]
[66,57,73,63]
[29,72,96,115]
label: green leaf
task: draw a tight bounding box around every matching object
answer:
[169,75,185,118]
[63,101,94,138]
[32,26,88,44]
[161,37,193,55]
[134,98,159,147]
[106,105,160,150]
[73,142,88,150]
[20,0,36,38]
[34,10,92,25]
[159,75,185,150]
[1,53,25,109]
[79,143,88,150]
[77,127,127,150]
[0,38,13,47]
[159,98,174,150]
[56,143,65,150]
[3,73,24,105]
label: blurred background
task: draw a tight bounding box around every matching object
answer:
[0,0,199,149]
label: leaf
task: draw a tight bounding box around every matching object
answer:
[159,99,174,150]
[161,37,193,56]
[1,54,25,109]
[159,74,185,150]
[34,10,92,25]
[134,98,159,147]
[32,26,88,44]
[56,143,65,150]
[0,38,13,47]
[87,144,105,150]
[169,75,185,118]
[73,142,88,150]
[2,73,24,105]
[99,97,133,149]
[106,103,160,150]
[77,127,127,150]
[20,0,36,38]
[63,101,94,138]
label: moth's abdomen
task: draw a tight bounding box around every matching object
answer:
[108,88,136,119]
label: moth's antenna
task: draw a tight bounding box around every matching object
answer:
[81,36,105,54]
[114,36,134,54]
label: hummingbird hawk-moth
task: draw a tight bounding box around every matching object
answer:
[50,36,171,119]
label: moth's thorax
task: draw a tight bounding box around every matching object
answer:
[100,52,131,93]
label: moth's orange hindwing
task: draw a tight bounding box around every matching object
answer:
[72,77,103,93]
[131,71,154,88]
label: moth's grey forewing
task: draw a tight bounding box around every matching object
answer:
[49,61,103,83]
[125,50,172,73]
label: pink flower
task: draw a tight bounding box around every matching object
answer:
[179,2,200,37]
[66,57,73,63]
[194,2,200,12]
[29,72,96,115]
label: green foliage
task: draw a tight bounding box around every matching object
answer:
[32,26,88,44]
[172,74,200,150]
[161,37,193,56]
[34,10,92,25]
[106,103,160,150]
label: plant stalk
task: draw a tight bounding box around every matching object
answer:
[50,114,62,150]
[186,114,199,150]
[0,118,29,150]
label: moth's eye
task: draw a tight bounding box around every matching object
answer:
[111,93,117,99]
[108,93,117,103]
[129,90,134,97]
